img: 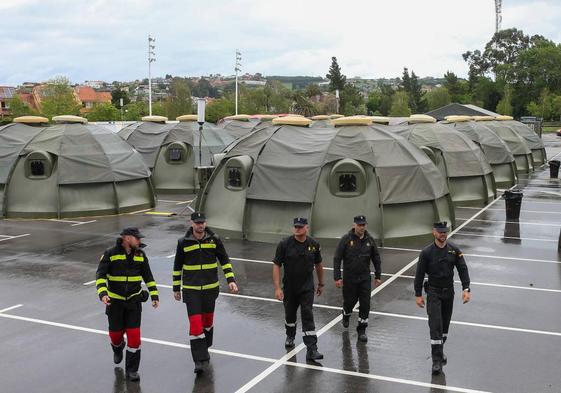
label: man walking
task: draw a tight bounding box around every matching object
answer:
[173,212,238,374]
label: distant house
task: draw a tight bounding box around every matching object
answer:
[75,86,112,113]
[0,86,16,117]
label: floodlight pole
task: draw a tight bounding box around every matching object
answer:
[148,35,156,116]
[235,49,242,115]
[335,89,340,114]
[197,98,206,166]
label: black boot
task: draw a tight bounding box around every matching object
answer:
[285,336,295,349]
[112,341,125,364]
[432,359,443,375]
[357,323,368,343]
[306,346,324,361]
[125,349,141,381]
[194,361,204,374]
[442,353,447,365]
[204,327,214,348]
[342,314,350,329]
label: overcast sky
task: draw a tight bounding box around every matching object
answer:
[1,0,560,85]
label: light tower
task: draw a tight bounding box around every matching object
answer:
[235,49,242,115]
[148,35,156,116]
[495,0,502,33]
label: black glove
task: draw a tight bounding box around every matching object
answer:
[140,290,149,303]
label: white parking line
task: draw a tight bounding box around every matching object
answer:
[71,220,96,227]
[82,280,96,286]
[456,218,561,227]
[0,304,23,313]
[127,208,153,215]
[455,232,558,242]
[0,234,30,242]
[0,305,490,393]
[458,206,561,214]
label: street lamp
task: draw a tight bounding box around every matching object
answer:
[197,98,206,166]
[148,35,156,116]
[235,49,242,115]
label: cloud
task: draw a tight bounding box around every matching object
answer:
[1,0,560,85]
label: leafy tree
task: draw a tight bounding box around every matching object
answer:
[123,101,147,121]
[111,86,130,109]
[409,71,426,112]
[86,103,120,121]
[206,97,235,123]
[389,91,411,117]
[496,85,513,115]
[378,84,395,116]
[40,76,81,118]
[425,87,452,111]
[292,93,317,117]
[7,95,34,117]
[164,78,193,119]
[191,78,218,98]
[340,84,366,116]
[366,91,381,114]
[305,83,322,98]
[326,57,346,92]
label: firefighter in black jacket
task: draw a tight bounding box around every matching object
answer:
[333,215,382,342]
[173,212,238,374]
[273,217,325,361]
[96,227,159,381]
[414,222,471,375]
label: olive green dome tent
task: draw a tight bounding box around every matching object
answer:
[197,116,454,245]
[473,117,534,174]
[488,117,546,167]
[392,116,496,206]
[0,116,154,218]
[218,115,262,139]
[445,116,517,188]
[119,116,235,194]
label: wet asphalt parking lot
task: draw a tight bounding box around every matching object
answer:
[1,135,561,393]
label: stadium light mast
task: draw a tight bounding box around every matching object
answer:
[235,49,242,115]
[148,35,156,116]
[495,0,502,33]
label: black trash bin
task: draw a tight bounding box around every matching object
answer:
[550,160,560,178]
[503,190,523,220]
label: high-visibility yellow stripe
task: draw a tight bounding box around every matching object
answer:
[96,278,107,285]
[201,243,217,249]
[173,271,182,276]
[182,281,220,290]
[149,290,159,296]
[224,272,235,279]
[172,280,181,286]
[107,289,142,300]
[184,244,200,253]
[145,281,157,288]
[133,256,144,262]
[97,287,108,294]
[203,281,220,289]
[182,263,217,271]
[221,263,232,270]
[107,275,142,282]
[110,254,126,262]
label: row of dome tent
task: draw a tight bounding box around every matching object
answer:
[0,112,543,246]
[0,115,155,218]
[196,113,545,245]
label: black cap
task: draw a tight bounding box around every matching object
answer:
[120,227,145,239]
[191,212,206,223]
[293,217,308,227]
[354,215,367,225]
[433,221,449,233]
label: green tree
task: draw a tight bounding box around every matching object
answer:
[123,101,147,121]
[389,91,411,117]
[265,81,292,113]
[86,103,120,121]
[164,78,193,119]
[496,85,513,116]
[366,91,381,115]
[111,86,130,109]
[409,71,426,112]
[443,71,470,102]
[7,95,34,117]
[425,87,452,111]
[340,84,366,116]
[206,97,235,123]
[378,84,395,116]
[305,83,322,98]
[292,93,317,117]
[326,57,346,92]
[40,76,82,118]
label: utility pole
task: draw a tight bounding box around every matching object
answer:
[235,49,242,115]
[148,35,156,116]
[495,0,502,33]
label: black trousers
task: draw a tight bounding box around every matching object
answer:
[426,286,454,361]
[342,278,371,331]
[184,288,219,362]
[106,300,142,331]
[283,289,317,348]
